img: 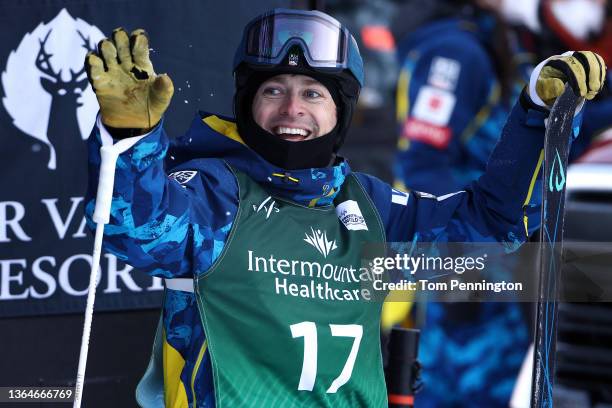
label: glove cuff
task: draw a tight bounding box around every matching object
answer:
[519,87,550,114]
[104,125,154,139]
[97,114,157,148]
[528,51,585,115]
[528,51,573,109]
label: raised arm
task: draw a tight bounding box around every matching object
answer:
[84,28,237,278]
[370,51,607,244]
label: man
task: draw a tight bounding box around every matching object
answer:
[84,8,605,408]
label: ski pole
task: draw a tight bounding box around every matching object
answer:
[73,135,145,408]
[386,327,421,408]
[530,84,580,408]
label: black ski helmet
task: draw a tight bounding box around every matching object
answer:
[233,8,364,169]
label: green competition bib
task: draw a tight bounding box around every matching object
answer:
[196,165,387,407]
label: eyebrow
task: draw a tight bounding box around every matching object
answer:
[264,75,325,88]
[301,77,324,87]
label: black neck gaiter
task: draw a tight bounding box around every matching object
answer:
[234,70,354,170]
[239,112,340,170]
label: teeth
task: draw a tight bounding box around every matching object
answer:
[276,127,308,136]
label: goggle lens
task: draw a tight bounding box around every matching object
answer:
[246,13,346,65]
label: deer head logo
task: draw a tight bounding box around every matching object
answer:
[1,9,105,170]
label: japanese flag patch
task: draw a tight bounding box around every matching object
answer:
[412,85,456,126]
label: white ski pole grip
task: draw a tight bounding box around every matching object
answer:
[74,134,146,408]
[93,135,147,223]
[93,145,119,224]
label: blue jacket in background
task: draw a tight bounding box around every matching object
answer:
[393,16,531,196]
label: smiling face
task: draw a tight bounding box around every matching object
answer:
[252,74,338,142]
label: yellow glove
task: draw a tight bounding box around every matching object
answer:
[536,51,606,106]
[85,28,174,131]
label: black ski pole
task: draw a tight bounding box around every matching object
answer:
[387,327,421,408]
[530,83,580,408]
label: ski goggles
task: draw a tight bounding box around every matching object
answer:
[240,9,357,72]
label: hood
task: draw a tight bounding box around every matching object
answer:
[396,15,494,61]
[168,112,351,208]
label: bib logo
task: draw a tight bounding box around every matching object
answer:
[1,9,105,170]
[253,196,280,220]
[304,227,337,258]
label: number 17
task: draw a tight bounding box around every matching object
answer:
[290,322,363,393]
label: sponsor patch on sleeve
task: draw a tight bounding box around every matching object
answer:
[168,170,198,185]
[401,118,451,149]
[428,57,461,91]
[336,200,368,231]
[412,85,456,126]
[391,188,409,206]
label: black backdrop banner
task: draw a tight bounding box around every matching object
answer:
[0,0,289,317]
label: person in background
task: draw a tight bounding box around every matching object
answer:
[393,0,533,195]
[388,1,541,406]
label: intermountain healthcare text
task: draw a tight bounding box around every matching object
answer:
[247,250,374,301]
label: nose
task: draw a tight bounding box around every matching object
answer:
[279,93,304,117]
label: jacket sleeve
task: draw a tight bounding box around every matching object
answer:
[394,34,498,195]
[84,117,237,278]
[362,91,558,244]
[569,95,612,161]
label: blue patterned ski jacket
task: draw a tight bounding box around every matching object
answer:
[85,93,550,408]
